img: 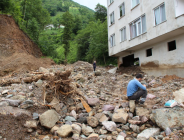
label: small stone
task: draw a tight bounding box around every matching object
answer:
[137,128,160,139]
[35,79,43,87]
[27,128,33,133]
[78,117,87,124]
[70,110,77,119]
[57,125,72,138]
[136,107,150,118]
[87,98,100,106]
[122,125,130,131]
[100,129,108,134]
[112,131,118,136]
[149,137,156,140]
[117,135,125,140]
[50,126,59,134]
[33,113,39,120]
[102,105,115,111]
[128,120,141,125]
[24,120,37,129]
[129,100,135,113]
[82,124,94,136]
[130,124,140,133]
[65,116,76,122]
[87,116,99,127]
[2,90,9,95]
[88,133,99,140]
[107,136,112,140]
[102,121,117,132]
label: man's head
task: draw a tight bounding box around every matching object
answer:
[94,61,96,63]
[136,74,143,82]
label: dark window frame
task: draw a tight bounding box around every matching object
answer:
[146,48,152,57]
[168,40,176,51]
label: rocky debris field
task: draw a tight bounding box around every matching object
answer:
[0,61,184,140]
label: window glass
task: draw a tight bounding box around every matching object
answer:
[154,4,166,25]
[120,27,126,42]
[132,0,139,8]
[130,15,147,39]
[120,3,125,17]
[110,12,114,25]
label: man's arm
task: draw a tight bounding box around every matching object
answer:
[136,80,146,90]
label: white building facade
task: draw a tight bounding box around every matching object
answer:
[107,0,184,77]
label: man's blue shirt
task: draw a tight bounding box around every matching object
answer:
[127,79,146,97]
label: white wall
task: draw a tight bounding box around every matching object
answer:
[107,0,184,57]
[174,0,184,17]
[134,34,184,68]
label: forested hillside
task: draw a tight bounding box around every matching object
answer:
[0,0,116,65]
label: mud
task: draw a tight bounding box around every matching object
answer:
[141,61,159,67]
[0,15,55,77]
[0,114,31,140]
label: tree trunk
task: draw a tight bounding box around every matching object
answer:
[103,54,106,66]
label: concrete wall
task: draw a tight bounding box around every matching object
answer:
[134,34,184,68]
[107,0,184,57]
[174,0,184,17]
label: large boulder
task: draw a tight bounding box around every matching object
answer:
[57,125,72,138]
[137,128,160,139]
[151,107,184,129]
[39,110,59,129]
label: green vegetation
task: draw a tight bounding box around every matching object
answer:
[0,0,117,66]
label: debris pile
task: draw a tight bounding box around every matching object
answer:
[0,61,184,140]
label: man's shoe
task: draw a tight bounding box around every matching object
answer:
[138,103,147,108]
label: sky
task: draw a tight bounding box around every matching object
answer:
[73,0,107,10]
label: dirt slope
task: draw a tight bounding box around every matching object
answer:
[0,15,54,76]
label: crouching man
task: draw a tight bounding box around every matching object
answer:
[127,74,147,104]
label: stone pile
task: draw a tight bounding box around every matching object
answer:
[0,61,184,139]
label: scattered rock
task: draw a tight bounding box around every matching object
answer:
[102,121,117,132]
[112,109,128,124]
[136,107,150,118]
[87,116,99,127]
[39,110,59,129]
[57,124,72,138]
[129,100,135,113]
[87,98,99,106]
[39,67,49,73]
[88,133,99,140]
[102,105,115,111]
[65,116,76,122]
[24,120,37,129]
[137,128,160,139]
[82,124,94,136]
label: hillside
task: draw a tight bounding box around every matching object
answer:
[42,0,94,24]
[0,15,54,76]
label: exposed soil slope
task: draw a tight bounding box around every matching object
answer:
[0,15,54,76]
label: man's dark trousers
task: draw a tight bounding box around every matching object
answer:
[128,88,147,104]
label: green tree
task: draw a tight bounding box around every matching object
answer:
[61,11,74,60]
[95,3,107,22]
[0,0,11,13]
[73,15,82,35]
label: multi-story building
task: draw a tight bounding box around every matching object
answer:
[107,0,184,77]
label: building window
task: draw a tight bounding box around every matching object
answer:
[110,0,114,5]
[154,3,166,25]
[110,12,115,25]
[132,0,140,8]
[110,34,115,47]
[168,40,176,51]
[130,15,146,39]
[146,48,152,57]
[120,27,126,42]
[120,3,125,17]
